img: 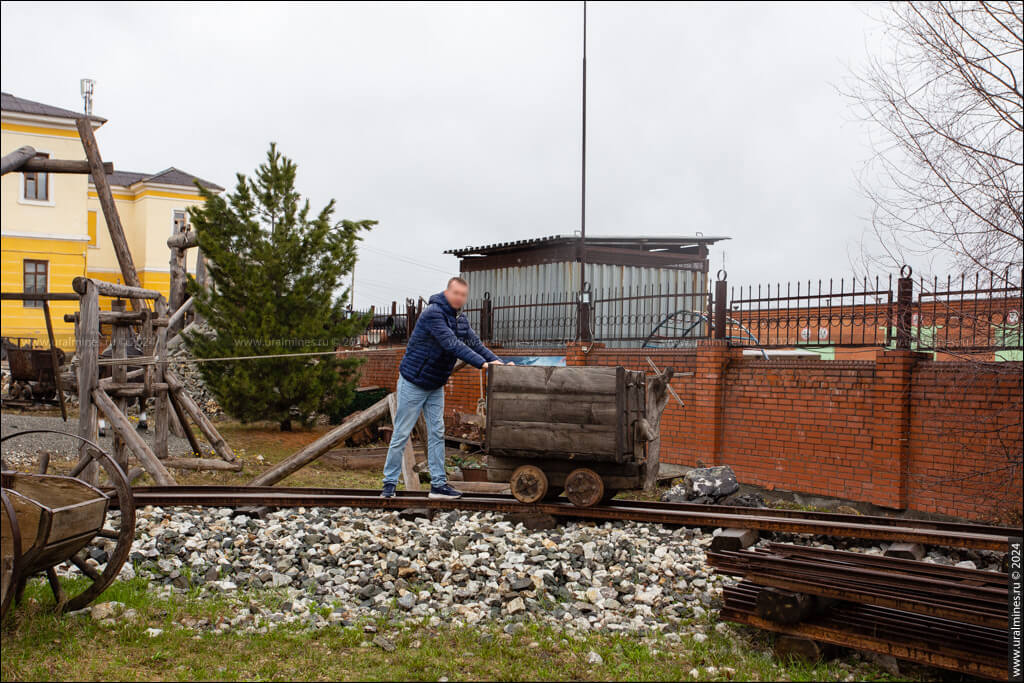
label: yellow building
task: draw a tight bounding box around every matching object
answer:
[1,92,222,350]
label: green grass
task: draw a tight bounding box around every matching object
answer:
[1,577,917,682]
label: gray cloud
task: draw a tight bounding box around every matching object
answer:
[1,1,880,306]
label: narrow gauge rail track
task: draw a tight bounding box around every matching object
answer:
[124,486,1019,551]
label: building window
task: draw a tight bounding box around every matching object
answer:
[88,210,98,246]
[172,209,187,234]
[23,153,49,201]
[23,260,48,308]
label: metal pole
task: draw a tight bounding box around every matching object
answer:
[579,0,587,298]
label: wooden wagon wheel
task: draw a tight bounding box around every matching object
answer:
[0,488,22,620]
[0,430,135,614]
[564,467,604,507]
[509,465,549,504]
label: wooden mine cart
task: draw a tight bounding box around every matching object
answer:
[1,431,135,619]
[484,365,657,506]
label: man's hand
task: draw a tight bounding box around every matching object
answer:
[483,360,514,368]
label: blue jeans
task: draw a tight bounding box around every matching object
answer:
[382,375,447,487]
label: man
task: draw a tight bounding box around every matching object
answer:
[380,276,510,499]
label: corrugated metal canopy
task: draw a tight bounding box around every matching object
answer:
[444,234,729,256]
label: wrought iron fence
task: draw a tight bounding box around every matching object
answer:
[346,267,1022,355]
[593,284,711,348]
[914,270,1023,353]
[342,298,422,347]
[727,276,895,348]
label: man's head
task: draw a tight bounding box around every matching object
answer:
[443,276,469,310]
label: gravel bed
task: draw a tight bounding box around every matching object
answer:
[1,412,199,467]
[56,504,1006,641]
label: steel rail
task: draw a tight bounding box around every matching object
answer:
[723,583,1006,679]
[129,485,1017,539]
[121,486,1017,550]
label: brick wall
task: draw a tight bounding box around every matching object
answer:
[907,362,1022,522]
[343,342,1023,522]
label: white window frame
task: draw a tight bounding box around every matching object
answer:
[18,148,57,207]
[171,207,188,235]
[22,258,50,308]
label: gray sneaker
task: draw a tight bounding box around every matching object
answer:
[380,483,397,498]
[428,483,463,500]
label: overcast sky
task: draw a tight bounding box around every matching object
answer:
[1,1,884,307]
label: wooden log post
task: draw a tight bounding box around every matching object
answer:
[92,388,176,486]
[0,145,37,174]
[163,458,242,472]
[167,321,196,351]
[640,367,675,492]
[388,392,421,491]
[248,396,390,486]
[169,390,204,456]
[164,369,234,462]
[72,277,161,301]
[75,119,144,311]
[41,300,68,422]
[193,248,206,327]
[23,156,114,175]
[166,298,193,334]
[168,242,187,331]
[76,280,100,484]
[110,300,130,471]
[153,297,170,460]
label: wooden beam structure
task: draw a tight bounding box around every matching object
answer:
[164,370,234,462]
[248,397,390,486]
[92,389,176,486]
[75,118,143,310]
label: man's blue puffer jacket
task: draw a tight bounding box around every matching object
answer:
[399,292,500,390]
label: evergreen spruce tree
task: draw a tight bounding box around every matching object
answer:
[184,143,375,430]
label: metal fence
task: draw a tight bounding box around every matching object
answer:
[915,270,1023,353]
[345,267,1023,355]
[727,276,896,348]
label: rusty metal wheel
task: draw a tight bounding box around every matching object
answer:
[0,430,135,614]
[564,467,604,507]
[509,465,549,504]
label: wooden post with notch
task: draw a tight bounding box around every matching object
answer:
[76,280,99,484]
[110,299,130,471]
[387,392,421,491]
[75,118,143,311]
[153,296,170,460]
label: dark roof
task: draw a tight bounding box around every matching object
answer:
[444,234,729,257]
[1,91,106,123]
[91,166,224,192]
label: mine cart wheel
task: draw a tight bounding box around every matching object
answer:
[564,468,604,507]
[0,430,136,614]
[510,465,549,504]
[1,488,22,620]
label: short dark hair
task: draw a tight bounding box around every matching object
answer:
[447,276,468,289]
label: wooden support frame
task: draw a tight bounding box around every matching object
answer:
[75,280,99,484]
[164,370,234,462]
[110,299,130,472]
